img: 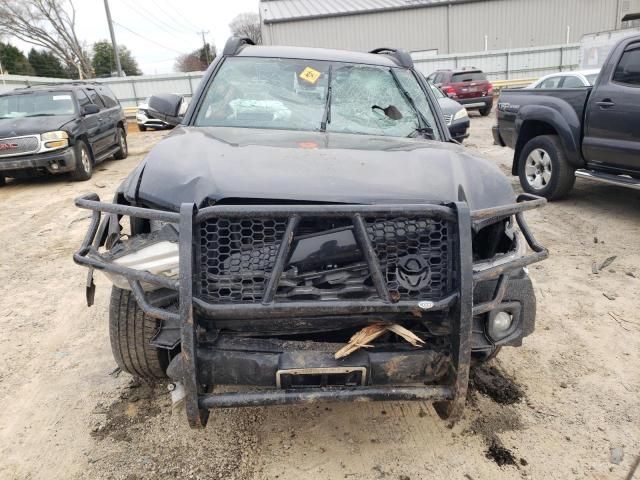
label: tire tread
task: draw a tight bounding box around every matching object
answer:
[109,287,168,379]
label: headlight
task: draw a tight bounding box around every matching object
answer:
[98,225,180,291]
[40,130,69,150]
[102,240,179,291]
[453,108,468,121]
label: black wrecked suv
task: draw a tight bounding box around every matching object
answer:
[0,82,127,184]
[73,38,547,428]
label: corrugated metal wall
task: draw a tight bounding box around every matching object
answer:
[263,5,450,52]
[0,72,205,108]
[263,0,619,54]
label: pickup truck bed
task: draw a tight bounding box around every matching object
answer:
[494,33,640,199]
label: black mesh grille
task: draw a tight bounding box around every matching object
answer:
[197,216,454,304]
[365,217,453,300]
[198,218,289,303]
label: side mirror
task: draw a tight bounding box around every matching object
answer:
[82,104,100,115]
[148,93,184,126]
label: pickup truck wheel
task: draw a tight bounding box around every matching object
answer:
[70,140,93,181]
[518,135,575,200]
[109,287,169,380]
[113,126,128,160]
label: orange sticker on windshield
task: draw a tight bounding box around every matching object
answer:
[299,67,321,84]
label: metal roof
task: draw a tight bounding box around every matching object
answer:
[261,0,469,23]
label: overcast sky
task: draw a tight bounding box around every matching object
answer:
[11,0,261,75]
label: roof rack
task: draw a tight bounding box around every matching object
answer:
[368,47,413,69]
[223,36,256,56]
[15,80,101,90]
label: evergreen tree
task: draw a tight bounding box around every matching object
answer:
[92,41,142,77]
[0,42,34,76]
[28,48,68,78]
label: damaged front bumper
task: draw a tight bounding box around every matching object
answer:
[73,194,547,428]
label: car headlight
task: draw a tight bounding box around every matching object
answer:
[40,130,69,150]
[102,240,179,291]
[453,108,468,121]
[96,224,180,291]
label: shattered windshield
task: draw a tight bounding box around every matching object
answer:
[0,91,76,119]
[194,57,440,139]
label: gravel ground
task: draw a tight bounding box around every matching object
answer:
[0,113,638,480]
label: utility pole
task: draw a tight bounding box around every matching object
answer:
[104,0,123,77]
[0,60,6,88]
[198,30,211,64]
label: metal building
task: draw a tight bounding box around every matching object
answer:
[260,0,625,55]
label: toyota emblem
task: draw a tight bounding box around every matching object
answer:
[395,254,431,291]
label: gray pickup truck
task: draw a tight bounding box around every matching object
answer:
[494,34,640,199]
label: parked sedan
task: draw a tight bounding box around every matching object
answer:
[137,97,170,131]
[527,69,600,89]
[429,83,469,143]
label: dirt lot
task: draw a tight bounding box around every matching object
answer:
[0,114,638,480]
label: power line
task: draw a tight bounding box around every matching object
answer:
[155,0,204,32]
[112,21,186,55]
[116,0,192,36]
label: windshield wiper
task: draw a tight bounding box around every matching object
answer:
[320,65,333,132]
[25,113,56,117]
[388,69,434,139]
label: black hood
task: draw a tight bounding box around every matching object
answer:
[123,126,514,211]
[0,115,75,137]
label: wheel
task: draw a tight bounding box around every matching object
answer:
[138,124,147,132]
[114,126,128,160]
[479,104,492,116]
[518,135,575,200]
[70,140,93,181]
[109,287,170,380]
[472,346,502,364]
[0,175,5,186]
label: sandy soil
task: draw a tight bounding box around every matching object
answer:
[0,114,638,480]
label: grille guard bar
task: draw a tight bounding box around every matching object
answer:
[73,192,547,427]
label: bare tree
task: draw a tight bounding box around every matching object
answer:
[229,12,262,45]
[175,53,206,73]
[0,0,92,78]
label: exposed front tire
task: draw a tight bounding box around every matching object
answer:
[114,126,128,160]
[70,140,93,181]
[109,287,170,380]
[138,124,147,132]
[518,135,575,200]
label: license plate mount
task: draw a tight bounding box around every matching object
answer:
[276,366,367,389]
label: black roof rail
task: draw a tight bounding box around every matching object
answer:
[368,47,413,69]
[223,36,256,56]
[16,80,101,89]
